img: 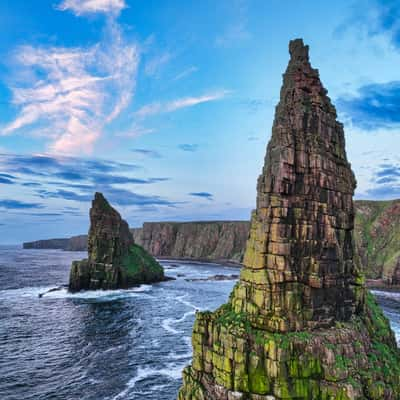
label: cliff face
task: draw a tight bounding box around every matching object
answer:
[354,200,400,284]
[132,221,250,263]
[24,238,70,250]
[178,39,400,400]
[65,235,88,251]
[23,235,87,251]
[69,193,164,292]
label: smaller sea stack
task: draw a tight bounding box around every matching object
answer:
[69,192,164,292]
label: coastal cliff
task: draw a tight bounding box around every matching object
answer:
[69,193,164,292]
[23,235,87,251]
[132,221,250,263]
[355,199,400,285]
[24,205,400,284]
[178,39,400,399]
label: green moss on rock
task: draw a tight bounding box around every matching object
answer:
[121,244,164,284]
[178,292,400,399]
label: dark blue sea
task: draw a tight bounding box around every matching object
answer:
[0,246,399,400]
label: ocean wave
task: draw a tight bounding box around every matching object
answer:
[0,285,154,301]
[161,294,200,335]
[161,317,183,334]
[167,348,192,360]
[371,290,400,301]
[0,286,49,299]
[175,293,202,311]
[110,362,185,400]
[161,310,196,334]
[43,287,154,301]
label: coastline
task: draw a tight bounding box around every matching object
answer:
[157,256,242,267]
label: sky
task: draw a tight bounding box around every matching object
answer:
[1,0,400,243]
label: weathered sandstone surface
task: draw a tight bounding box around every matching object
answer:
[177,39,400,400]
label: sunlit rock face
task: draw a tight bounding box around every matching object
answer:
[178,39,400,400]
[69,192,164,292]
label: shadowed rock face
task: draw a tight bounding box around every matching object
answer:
[88,192,134,266]
[69,193,164,292]
[178,39,400,400]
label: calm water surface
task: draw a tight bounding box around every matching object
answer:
[0,246,398,400]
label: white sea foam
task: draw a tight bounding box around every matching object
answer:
[0,286,49,299]
[161,318,181,334]
[183,336,192,349]
[162,310,196,335]
[175,293,202,311]
[111,362,186,400]
[167,349,192,360]
[371,290,400,301]
[41,286,154,300]
[0,284,155,301]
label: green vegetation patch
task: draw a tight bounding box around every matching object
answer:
[121,244,164,283]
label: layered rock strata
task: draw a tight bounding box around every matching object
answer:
[69,192,164,292]
[132,221,250,263]
[178,39,400,399]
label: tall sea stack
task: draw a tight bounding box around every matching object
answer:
[178,39,400,399]
[69,192,164,291]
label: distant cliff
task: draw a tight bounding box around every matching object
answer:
[22,200,400,283]
[24,235,87,251]
[132,221,250,264]
[354,199,400,285]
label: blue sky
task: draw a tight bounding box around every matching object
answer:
[1,0,400,243]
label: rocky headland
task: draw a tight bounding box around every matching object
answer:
[178,39,400,399]
[24,235,87,251]
[68,192,165,292]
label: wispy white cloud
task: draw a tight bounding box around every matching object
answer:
[164,91,230,111]
[57,0,126,16]
[135,90,230,119]
[135,102,163,118]
[215,0,251,47]
[172,66,198,82]
[144,52,173,77]
[215,22,251,47]
[3,22,139,155]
